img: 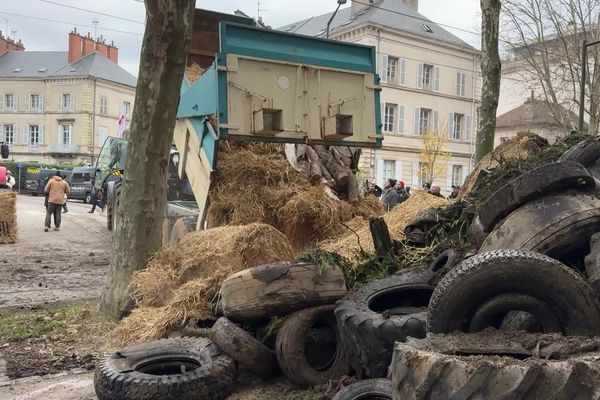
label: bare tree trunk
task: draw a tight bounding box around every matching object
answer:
[476,0,501,163]
[99,0,196,318]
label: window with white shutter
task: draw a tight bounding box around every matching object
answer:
[4,124,15,144]
[466,115,473,141]
[417,63,424,89]
[98,126,109,146]
[398,105,405,134]
[376,158,384,186]
[383,160,395,182]
[413,107,420,135]
[456,71,466,97]
[383,103,397,133]
[29,125,41,145]
[434,65,440,92]
[386,56,398,85]
[399,59,406,86]
[379,54,389,84]
[451,113,464,140]
[4,94,16,111]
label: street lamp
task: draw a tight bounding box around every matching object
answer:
[578,39,600,132]
[326,0,347,39]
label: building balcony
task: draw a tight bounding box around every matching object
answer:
[46,144,81,154]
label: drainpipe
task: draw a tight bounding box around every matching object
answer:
[469,52,477,173]
[91,78,96,164]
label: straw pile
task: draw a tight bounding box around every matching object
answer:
[0,191,16,244]
[321,190,447,259]
[112,223,294,345]
[185,62,205,84]
[462,132,549,196]
[207,142,381,249]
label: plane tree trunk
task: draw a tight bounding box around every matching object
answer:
[99,0,196,318]
[476,0,501,162]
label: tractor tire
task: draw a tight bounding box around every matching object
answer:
[276,305,350,387]
[112,180,122,232]
[428,249,600,335]
[480,192,600,264]
[332,379,392,400]
[558,137,600,166]
[428,249,459,274]
[94,337,236,400]
[391,331,600,400]
[220,261,347,322]
[169,216,198,248]
[210,317,276,378]
[500,310,540,332]
[334,267,434,378]
[478,161,594,233]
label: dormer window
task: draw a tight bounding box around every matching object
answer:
[13,68,21,73]
[70,66,81,72]
[38,67,47,73]
[421,24,433,33]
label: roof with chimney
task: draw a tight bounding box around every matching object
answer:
[496,98,578,128]
[278,0,475,50]
[0,50,136,87]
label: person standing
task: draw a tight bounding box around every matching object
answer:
[88,187,105,213]
[448,185,460,199]
[380,178,400,212]
[6,171,15,190]
[395,180,409,204]
[44,171,69,232]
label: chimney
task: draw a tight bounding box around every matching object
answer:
[68,28,84,63]
[107,41,118,64]
[82,32,95,56]
[351,0,374,15]
[95,35,109,58]
[0,31,25,54]
[402,0,419,11]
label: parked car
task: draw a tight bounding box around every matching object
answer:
[67,166,95,203]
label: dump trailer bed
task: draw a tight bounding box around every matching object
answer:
[174,9,381,229]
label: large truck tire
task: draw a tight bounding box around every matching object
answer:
[391,331,600,400]
[480,192,600,263]
[427,250,600,335]
[169,215,198,248]
[220,261,346,322]
[332,379,392,400]
[478,161,594,233]
[210,317,276,378]
[334,268,433,378]
[94,337,236,400]
[276,305,350,387]
[558,137,600,166]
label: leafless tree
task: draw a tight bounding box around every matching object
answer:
[502,0,600,133]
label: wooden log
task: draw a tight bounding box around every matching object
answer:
[313,145,350,188]
[347,172,359,202]
[369,217,394,257]
[305,146,323,184]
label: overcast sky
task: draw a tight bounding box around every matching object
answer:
[0,0,481,76]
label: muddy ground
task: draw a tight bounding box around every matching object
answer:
[0,195,318,399]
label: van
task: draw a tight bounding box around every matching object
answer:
[23,168,71,196]
[67,166,95,203]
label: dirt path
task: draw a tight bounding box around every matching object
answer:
[0,195,110,312]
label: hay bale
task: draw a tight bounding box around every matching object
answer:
[0,191,17,244]
[114,223,294,345]
[321,191,447,259]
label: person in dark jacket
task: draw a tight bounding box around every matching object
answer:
[380,178,400,211]
[367,182,383,198]
[448,185,460,199]
[395,180,409,203]
[429,185,445,199]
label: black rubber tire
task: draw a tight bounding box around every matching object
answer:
[94,337,236,400]
[84,192,92,204]
[276,305,350,387]
[470,215,487,250]
[478,161,594,232]
[428,249,600,335]
[169,216,198,248]
[112,180,122,232]
[210,317,276,378]
[428,249,459,274]
[480,192,600,264]
[558,137,600,166]
[332,379,392,400]
[500,310,540,332]
[334,267,434,378]
[391,331,600,400]
[220,261,347,322]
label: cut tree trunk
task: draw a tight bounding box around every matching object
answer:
[313,145,350,188]
[369,217,394,257]
[305,145,323,185]
[476,0,501,163]
[99,0,196,318]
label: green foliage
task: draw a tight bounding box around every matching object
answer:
[260,316,286,344]
[0,160,81,189]
[0,305,87,342]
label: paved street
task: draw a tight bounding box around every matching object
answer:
[0,194,111,312]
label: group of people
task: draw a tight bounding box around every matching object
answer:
[365,179,462,212]
[366,179,411,212]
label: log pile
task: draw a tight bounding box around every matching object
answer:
[285,144,361,202]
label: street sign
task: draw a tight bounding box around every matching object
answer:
[16,163,23,168]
